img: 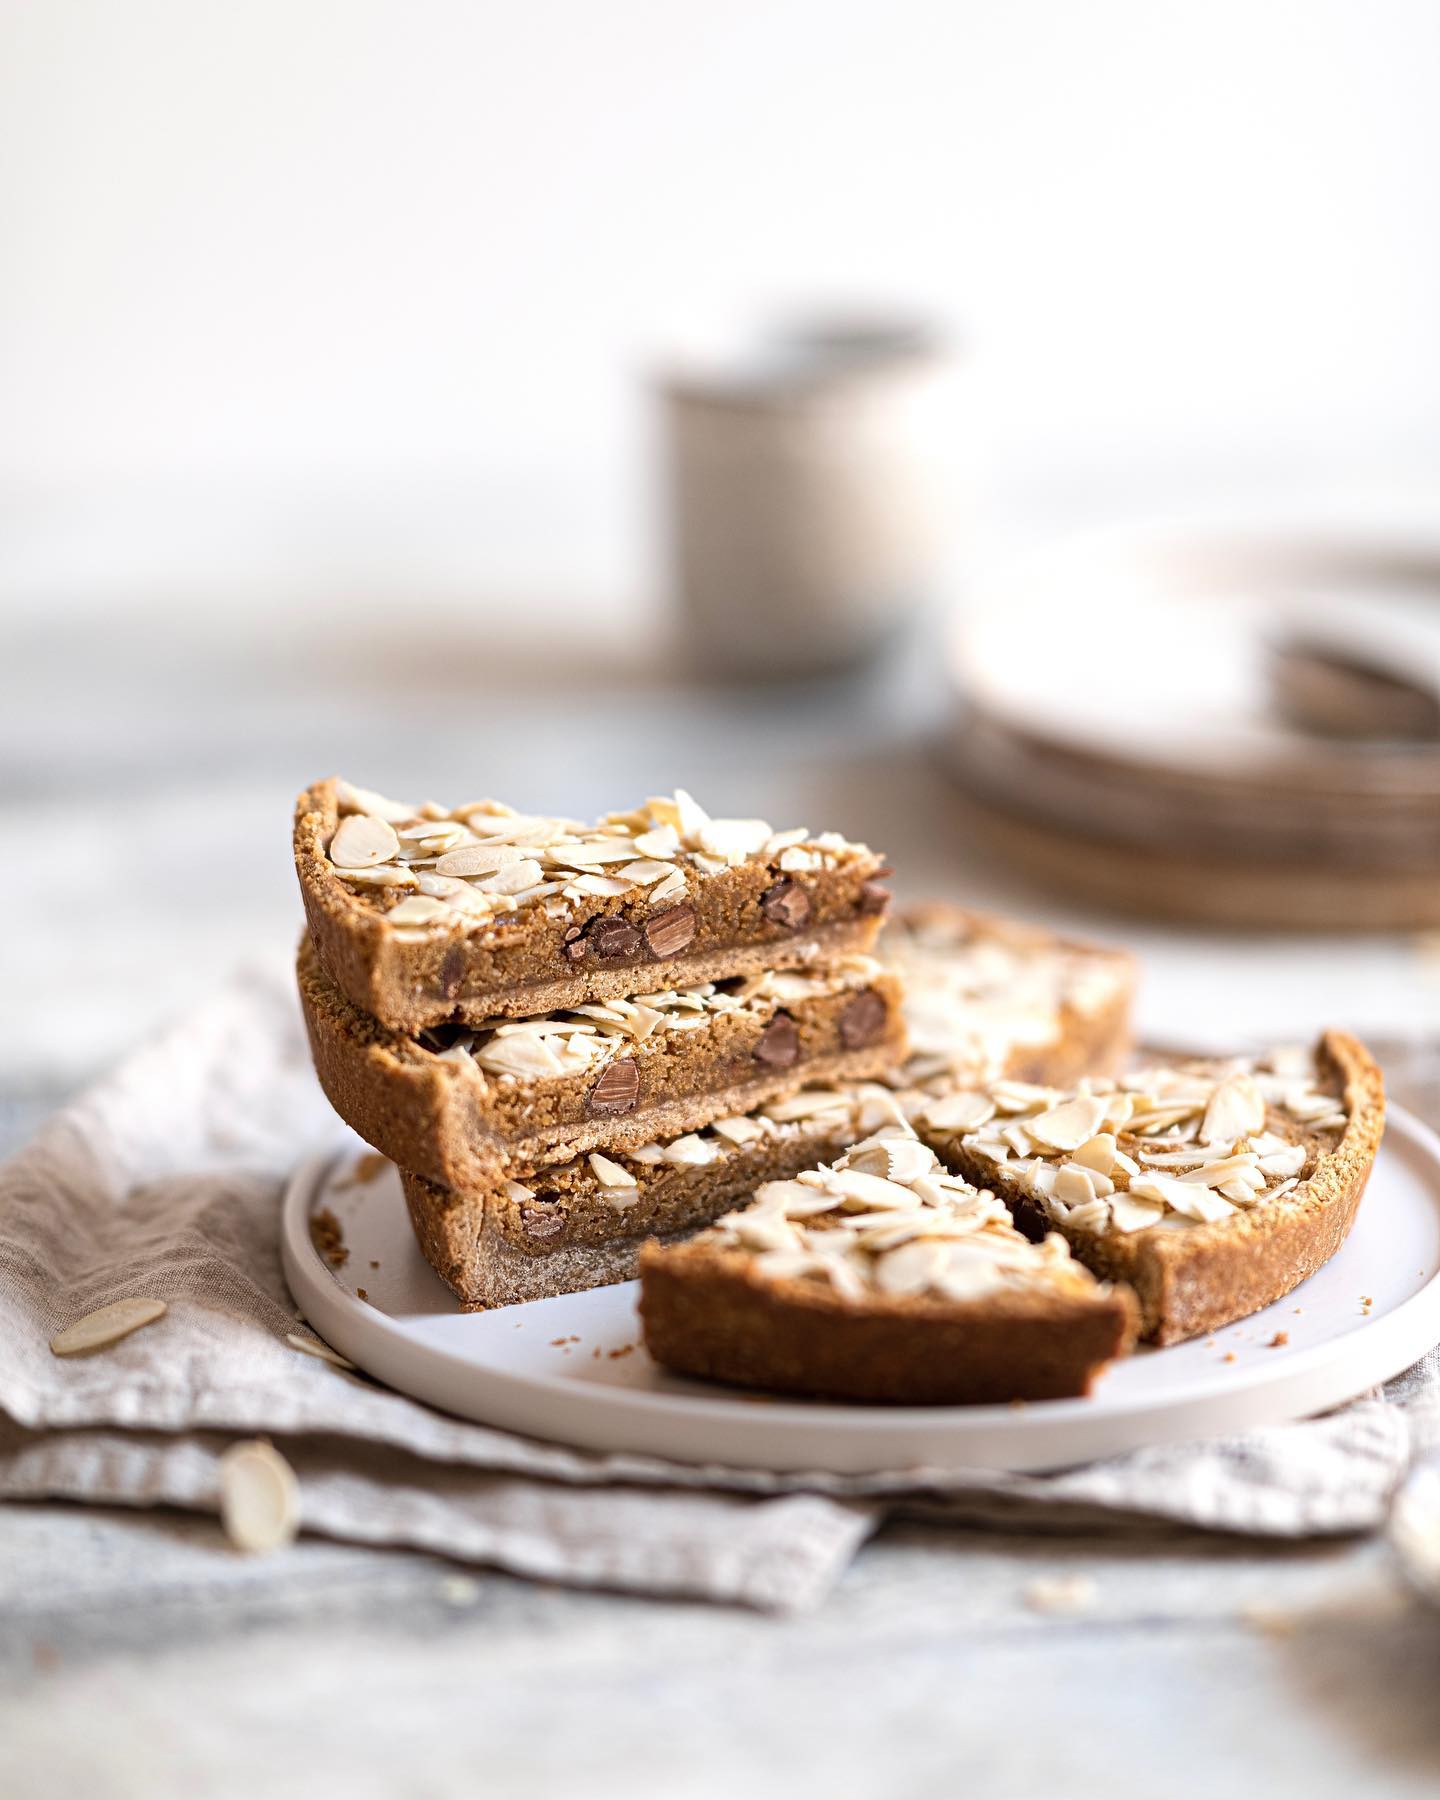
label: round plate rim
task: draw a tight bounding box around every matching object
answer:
[280,1103,1440,1474]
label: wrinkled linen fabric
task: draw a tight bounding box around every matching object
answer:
[0,964,1431,1611]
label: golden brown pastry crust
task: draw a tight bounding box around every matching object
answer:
[299,935,908,1189]
[637,1240,1138,1404]
[296,778,889,1033]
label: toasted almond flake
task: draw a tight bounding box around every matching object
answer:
[1200,1073,1267,1147]
[672,788,710,842]
[763,827,811,856]
[434,843,529,877]
[330,813,401,869]
[285,1332,355,1371]
[334,863,419,888]
[1180,1153,1262,1188]
[875,1136,936,1184]
[648,869,690,905]
[468,858,544,895]
[762,1090,851,1123]
[615,859,677,885]
[49,1297,167,1357]
[567,872,636,897]
[710,1114,767,1145]
[336,780,417,822]
[923,1090,996,1133]
[586,1152,635,1188]
[1054,1164,1098,1206]
[697,818,772,861]
[384,894,456,929]
[662,1133,719,1167]
[1028,1094,1108,1152]
[633,824,680,858]
[874,1238,951,1296]
[547,837,641,866]
[1108,1193,1166,1233]
[219,1440,300,1554]
[1072,1132,1116,1176]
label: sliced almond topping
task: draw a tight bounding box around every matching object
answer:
[1072,1132,1115,1176]
[219,1440,300,1554]
[433,843,529,878]
[697,818,773,861]
[923,1090,996,1133]
[1109,1193,1167,1233]
[329,813,401,869]
[662,1133,718,1167]
[587,1152,636,1187]
[334,863,418,888]
[672,788,711,842]
[648,869,690,905]
[633,824,680,858]
[49,1297,167,1357]
[876,1136,936,1185]
[1028,1094,1108,1152]
[710,1115,767,1145]
[827,1168,924,1211]
[1054,1164,1098,1206]
[615,859,678,885]
[336,780,417,822]
[385,894,454,928]
[1199,1072,1266,1146]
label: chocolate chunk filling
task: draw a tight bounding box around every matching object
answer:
[587,1058,641,1115]
[644,903,696,959]
[588,917,642,961]
[839,989,887,1049]
[520,1200,565,1241]
[761,878,811,930]
[858,881,891,917]
[753,1012,800,1068]
[438,942,467,998]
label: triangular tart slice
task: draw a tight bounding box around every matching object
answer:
[916,1032,1384,1343]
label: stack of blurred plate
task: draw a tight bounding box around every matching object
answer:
[945,527,1440,928]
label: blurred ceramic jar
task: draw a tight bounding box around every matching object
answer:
[659,317,969,678]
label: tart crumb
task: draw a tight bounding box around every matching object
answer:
[309,1208,348,1268]
[1267,1331,1289,1348]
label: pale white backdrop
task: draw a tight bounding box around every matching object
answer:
[3,0,1439,617]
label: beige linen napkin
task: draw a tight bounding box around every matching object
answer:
[0,963,1428,1610]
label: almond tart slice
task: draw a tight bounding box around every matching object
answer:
[918,1031,1385,1344]
[638,1130,1137,1404]
[881,903,1136,1091]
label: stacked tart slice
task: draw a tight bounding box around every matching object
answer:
[294,779,906,1306]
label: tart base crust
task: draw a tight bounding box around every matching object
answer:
[638,1243,1139,1405]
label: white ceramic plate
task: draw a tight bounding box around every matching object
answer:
[281,1108,1440,1475]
